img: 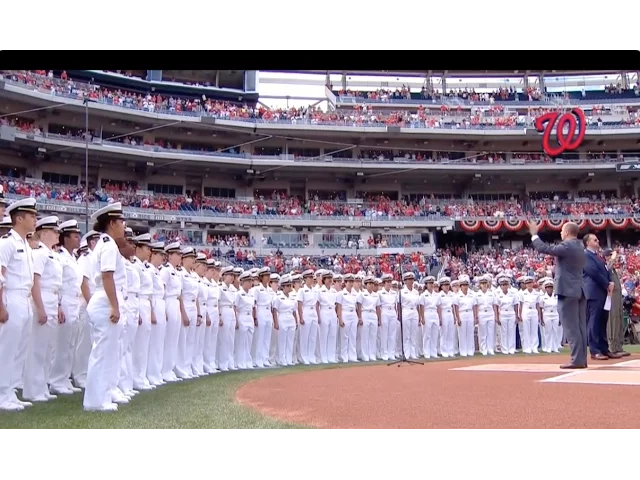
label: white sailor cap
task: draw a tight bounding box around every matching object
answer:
[516,276,526,284]
[206,259,222,268]
[221,266,234,275]
[364,275,376,284]
[279,274,292,286]
[58,219,81,234]
[381,273,393,282]
[35,215,60,231]
[355,274,364,281]
[343,273,355,282]
[391,280,399,287]
[498,276,511,285]
[7,198,37,216]
[132,233,152,245]
[424,276,436,283]
[82,230,100,242]
[322,270,334,279]
[90,202,124,222]
[181,247,196,258]
[124,227,134,239]
[164,241,181,254]
[302,269,315,278]
[196,252,207,263]
[479,275,491,283]
[232,267,243,275]
[543,280,554,288]
[402,271,415,280]
[439,276,451,284]
[458,275,470,285]
[333,274,343,281]
[250,270,259,278]
[258,266,271,276]
[150,242,165,253]
[269,273,280,282]
[79,239,88,250]
[291,274,302,282]
[375,278,382,285]
[0,216,11,227]
[523,276,534,283]
[450,279,460,287]
[315,269,325,277]
[239,271,252,282]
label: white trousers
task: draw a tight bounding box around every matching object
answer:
[72,303,92,386]
[340,314,358,362]
[318,308,338,363]
[203,306,219,371]
[84,291,124,410]
[500,313,517,354]
[252,307,272,367]
[277,317,296,366]
[477,314,496,355]
[22,317,55,400]
[193,305,207,375]
[379,309,397,360]
[457,313,475,357]
[234,313,255,369]
[49,295,80,391]
[543,314,560,353]
[422,314,440,359]
[269,323,279,365]
[162,296,181,381]
[176,302,197,378]
[217,307,236,370]
[402,313,419,359]
[9,297,34,393]
[1,292,32,407]
[440,311,455,357]
[132,297,152,388]
[521,307,539,353]
[360,312,378,361]
[119,296,139,392]
[147,297,166,385]
[416,322,424,357]
[299,309,318,363]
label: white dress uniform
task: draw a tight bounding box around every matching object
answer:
[317,280,338,364]
[0,199,37,411]
[72,234,97,387]
[475,287,498,355]
[337,285,360,362]
[456,287,477,357]
[132,252,154,390]
[399,283,420,359]
[147,244,166,386]
[419,289,441,359]
[203,262,221,373]
[273,279,297,366]
[175,260,199,379]
[539,286,560,353]
[520,287,540,354]
[297,276,319,365]
[250,273,274,368]
[268,277,280,365]
[496,286,519,355]
[358,285,380,361]
[438,286,458,357]
[118,254,140,395]
[83,203,127,412]
[234,276,256,369]
[160,243,182,382]
[23,232,63,401]
[193,267,209,376]
[217,274,237,371]
[378,283,398,361]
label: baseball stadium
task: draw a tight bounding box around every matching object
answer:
[1,67,640,429]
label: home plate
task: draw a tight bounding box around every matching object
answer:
[452,364,565,373]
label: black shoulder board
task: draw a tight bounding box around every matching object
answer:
[1,234,8,239]
[103,237,110,243]
[48,255,54,259]
[17,248,24,253]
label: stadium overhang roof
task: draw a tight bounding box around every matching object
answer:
[266,69,623,78]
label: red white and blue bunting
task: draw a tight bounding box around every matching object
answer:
[460,220,482,232]
[482,219,503,232]
[544,218,565,231]
[503,219,524,232]
[456,218,636,232]
[588,218,609,230]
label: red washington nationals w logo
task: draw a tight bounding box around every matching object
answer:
[535,108,586,158]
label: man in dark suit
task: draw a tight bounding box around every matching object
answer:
[528,221,587,369]
[582,235,623,360]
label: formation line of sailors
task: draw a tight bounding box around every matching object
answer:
[0,199,562,413]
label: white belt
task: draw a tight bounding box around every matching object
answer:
[61,291,82,298]
[238,311,252,316]
[303,306,316,310]
[183,295,196,303]
[129,292,139,298]
[362,309,376,313]
[500,308,514,313]
[220,304,233,308]
[441,308,452,313]
[459,309,472,313]
[480,308,492,313]
[544,309,556,313]
[321,305,335,310]
[424,308,437,311]
[42,288,60,295]
[152,294,164,299]
[382,306,395,310]
[257,305,271,309]
[139,294,151,300]
[523,305,535,309]
[343,308,355,312]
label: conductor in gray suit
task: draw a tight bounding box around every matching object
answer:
[528,221,587,369]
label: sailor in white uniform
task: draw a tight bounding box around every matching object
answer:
[419,276,441,359]
[358,276,380,362]
[268,273,280,366]
[131,233,154,390]
[192,253,209,376]
[217,266,237,371]
[317,270,338,364]
[475,274,498,355]
[72,230,99,388]
[146,242,167,386]
[297,269,320,365]
[160,242,183,383]
[272,274,298,366]
[250,267,273,368]
[83,202,127,412]
[378,273,398,361]
[520,276,541,354]
[175,247,199,379]
[496,275,519,355]
[203,259,221,373]
[539,279,560,353]
[336,274,361,362]
[399,272,420,359]
[455,275,477,357]
[23,216,63,402]
[234,271,256,369]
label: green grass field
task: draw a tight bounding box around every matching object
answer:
[2,346,638,429]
